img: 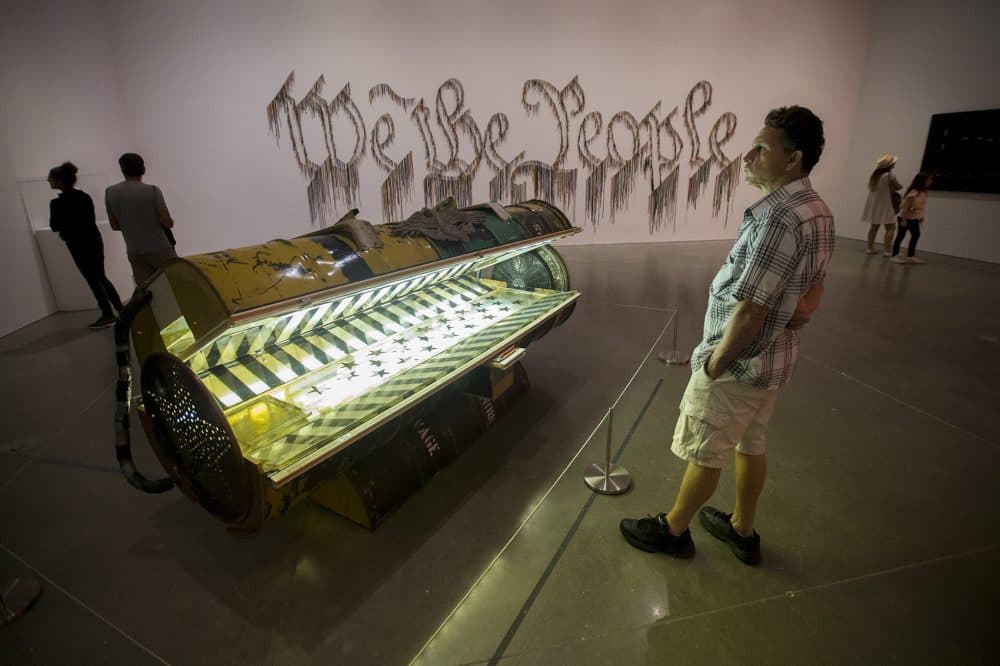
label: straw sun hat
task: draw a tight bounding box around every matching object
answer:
[876,153,897,169]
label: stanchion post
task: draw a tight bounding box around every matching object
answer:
[584,408,632,495]
[1,576,42,626]
[604,408,614,471]
[658,308,690,366]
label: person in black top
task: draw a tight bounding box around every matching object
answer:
[49,162,124,329]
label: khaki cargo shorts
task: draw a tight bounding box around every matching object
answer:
[671,364,780,468]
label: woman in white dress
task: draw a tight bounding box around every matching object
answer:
[861,153,902,255]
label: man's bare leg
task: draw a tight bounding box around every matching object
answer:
[731,450,767,537]
[665,461,721,535]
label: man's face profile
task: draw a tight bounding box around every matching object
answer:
[743,126,796,191]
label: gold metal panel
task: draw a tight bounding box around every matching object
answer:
[184,238,355,313]
[225,396,308,452]
[370,229,440,272]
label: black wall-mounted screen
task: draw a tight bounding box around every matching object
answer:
[920,109,1000,193]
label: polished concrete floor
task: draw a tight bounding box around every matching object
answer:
[1,239,996,665]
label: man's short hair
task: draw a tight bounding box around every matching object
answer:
[764,106,825,173]
[119,153,146,178]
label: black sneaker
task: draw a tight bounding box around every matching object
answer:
[698,506,761,565]
[620,513,695,558]
[88,314,117,330]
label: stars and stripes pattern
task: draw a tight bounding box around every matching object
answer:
[252,287,576,475]
[199,273,491,408]
[187,260,478,376]
[180,246,578,479]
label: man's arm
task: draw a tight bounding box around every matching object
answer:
[705,299,770,379]
[158,207,174,229]
[786,280,824,331]
[105,190,119,230]
[154,186,174,229]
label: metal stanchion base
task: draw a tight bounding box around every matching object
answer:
[1,576,42,626]
[584,463,633,495]
[658,350,690,365]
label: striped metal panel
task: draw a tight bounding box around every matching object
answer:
[187,261,478,375]
[248,289,576,473]
[198,276,494,408]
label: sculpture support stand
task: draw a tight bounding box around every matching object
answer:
[658,308,690,365]
[584,408,633,495]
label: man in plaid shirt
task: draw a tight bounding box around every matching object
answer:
[622,106,834,565]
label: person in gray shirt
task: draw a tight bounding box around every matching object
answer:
[105,153,177,285]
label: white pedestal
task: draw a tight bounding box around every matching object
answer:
[34,223,134,312]
[19,174,134,312]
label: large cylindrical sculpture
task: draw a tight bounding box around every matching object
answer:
[123,200,580,531]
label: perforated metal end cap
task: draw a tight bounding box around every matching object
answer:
[490,251,554,291]
[140,353,253,522]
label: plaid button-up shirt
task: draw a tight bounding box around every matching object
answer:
[691,177,835,390]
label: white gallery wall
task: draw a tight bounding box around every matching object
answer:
[0,0,136,337]
[4,0,943,338]
[840,0,1000,262]
[97,0,874,249]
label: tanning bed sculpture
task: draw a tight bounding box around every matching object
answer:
[114,200,580,532]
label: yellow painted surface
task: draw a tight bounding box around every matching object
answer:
[184,238,355,313]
